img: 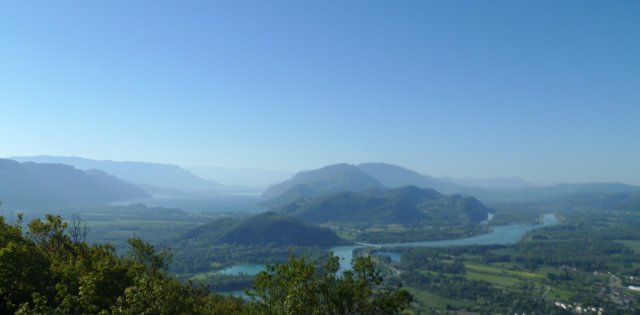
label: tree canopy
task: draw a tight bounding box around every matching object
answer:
[0,213,412,314]
[248,254,412,315]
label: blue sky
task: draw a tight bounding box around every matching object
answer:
[1,1,639,184]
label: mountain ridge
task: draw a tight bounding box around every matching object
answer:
[263,162,640,204]
[357,162,463,193]
[0,159,150,209]
[10,156,223,192]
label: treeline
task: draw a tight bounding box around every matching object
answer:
[400,250,466,274]
[490,235,636,272]
[401,271,492,300]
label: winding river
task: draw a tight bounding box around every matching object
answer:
[331,213,558,273]
[217,213,558,275]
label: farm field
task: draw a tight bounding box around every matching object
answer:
[615,240,640,254]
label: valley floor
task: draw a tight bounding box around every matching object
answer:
[12,200,639,314]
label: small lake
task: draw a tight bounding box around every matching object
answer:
[331,213,558,273]
[216,263,265,276]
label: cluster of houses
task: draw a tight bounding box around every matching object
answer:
[553,302,604,314]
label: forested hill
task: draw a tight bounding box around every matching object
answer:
[0,159,150,209]
[274,185,490,225]
[185,212,343,247]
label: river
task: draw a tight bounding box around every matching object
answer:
[330,213,558,273]
[217,213,558,276]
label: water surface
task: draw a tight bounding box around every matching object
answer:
[331,213,558,272]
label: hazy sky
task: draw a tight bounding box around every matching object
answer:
[1,1,639,184]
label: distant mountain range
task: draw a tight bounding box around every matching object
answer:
[546,191,640,212]
[10,156,224,192]
[184,211,342,247]
[262,162,640,205]
[273,186,490,225]
[259,162,470,207]
[0,159,150,209]
[357,162,445,188]
[468,182,640,203]
[440,176,536,190]
[357,163,463,193]
[5,156,638,211]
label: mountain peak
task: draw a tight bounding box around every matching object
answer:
[261,163,385,206]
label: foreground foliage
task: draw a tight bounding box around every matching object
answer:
[248,255,412,315]
[0,214,243,314]
[0,214,412,314]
